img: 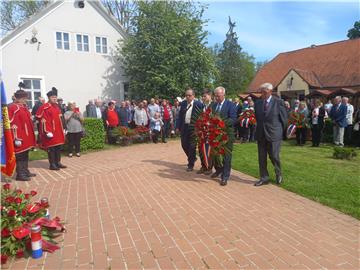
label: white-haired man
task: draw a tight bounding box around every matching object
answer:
[329,96,347,146]
[210,86,237,186]
[254,83,288,186]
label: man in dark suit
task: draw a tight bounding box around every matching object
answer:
[86,100,97,118]
[254,83,288,186]
[176,88,203,171]
[329,96,348,146]
[210,86,237,186]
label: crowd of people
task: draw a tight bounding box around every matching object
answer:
[7,81,360,183]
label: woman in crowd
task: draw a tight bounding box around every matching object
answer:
[160,99,173,143]
[311,100,326,147]
[64,102,84,157]
[353,107,360,148]
[134,102,149,127]
[295,101,309,146]
[172,99,180,136]
[248,100,256,142]
[103,101,120,144]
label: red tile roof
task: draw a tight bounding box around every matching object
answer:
[248,39,360,92]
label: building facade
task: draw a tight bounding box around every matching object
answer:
[0,0,128,111]
[247,39,360,105]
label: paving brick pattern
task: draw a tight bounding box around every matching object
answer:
[4,141,359,269]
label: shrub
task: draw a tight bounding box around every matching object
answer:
[322,119,333,143]
[79,118,105,151]
[333,147,357,160]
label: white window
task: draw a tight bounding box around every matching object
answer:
[21,78,42,109]
[56,32,70,50]
[76,34,89,52]
[95,36,108,54]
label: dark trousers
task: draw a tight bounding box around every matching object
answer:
[107,126,117,144]
[214,142,233,180]
[48,145,62,166]
[15,150,29,177]
[311,125,322,146]
[241,127,250,142]
[67,132,82,153]
[296,127,307,145]
[344,125,353,145]
[257,139,282,180]
[181,124,196,168]
[152,130,160,143]
[249,125,256,142]
[162,120,170,142]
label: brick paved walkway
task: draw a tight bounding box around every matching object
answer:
[4,141,359,269]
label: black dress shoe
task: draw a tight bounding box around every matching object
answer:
[211,171,221,178]
[276,175,283,185]
[56,163,67,169]
[49,164,60,170]
[186,167,193,172]
[196,167,206,174]
[220,178,228,186]
[16,175,31,181]
[254,179,269,186]
[203,169,213,175]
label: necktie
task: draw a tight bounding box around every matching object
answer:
[216,103,221,112]
[264,100,269,112]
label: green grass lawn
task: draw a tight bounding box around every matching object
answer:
[232,141,360,219]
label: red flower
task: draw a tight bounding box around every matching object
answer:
[12,227,30,239]
[3,183,10,190]
[24,193,30,200]
[1,228,10,238]
[14,197,22,204]
[222,134,228,141]
[21,209,27,217]
[5,196,15,203]
[15,189,22,195]
[218,120,225,129]
[1,254,8,265]
[16,250,24,258]
[26,203,40,213]
[219,148,225,155]
[210,141,220,148]
[7,209,16,217]
[30,190,37,197]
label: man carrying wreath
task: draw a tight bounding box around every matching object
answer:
[210,86,237,186]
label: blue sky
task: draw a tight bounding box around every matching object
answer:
[203,1,359,62]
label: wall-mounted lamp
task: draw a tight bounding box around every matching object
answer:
[30,28,38,43]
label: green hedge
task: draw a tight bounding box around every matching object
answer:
[80,118,105,151]
[333,147,357,160]
[323,119,333,143]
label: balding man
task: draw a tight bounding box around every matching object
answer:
[210,86,237,186]
[329,96,347,146]
[254,83,287,186]
[176,88,203,172]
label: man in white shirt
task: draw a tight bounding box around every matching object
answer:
[342,97,354,145]
[176,88,203,171]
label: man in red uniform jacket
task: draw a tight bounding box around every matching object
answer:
[8,89,36,181]
[36,87,66,170]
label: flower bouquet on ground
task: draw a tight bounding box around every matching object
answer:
[193,107,234,168]
[135,126,151,143]
[239,109,256,128]
[287,111,307,138]
[1,184,65,265]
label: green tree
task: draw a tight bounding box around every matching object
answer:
[0,1,49,34]
[347,21,360,39]
[119,0,216,100]
[215,17,255,95]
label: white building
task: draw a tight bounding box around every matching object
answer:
[0,0,128,111]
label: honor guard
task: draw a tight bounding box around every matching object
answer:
[36,87,67,170]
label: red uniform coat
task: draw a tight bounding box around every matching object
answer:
[8,103,36,153]
[36,102,65,149]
